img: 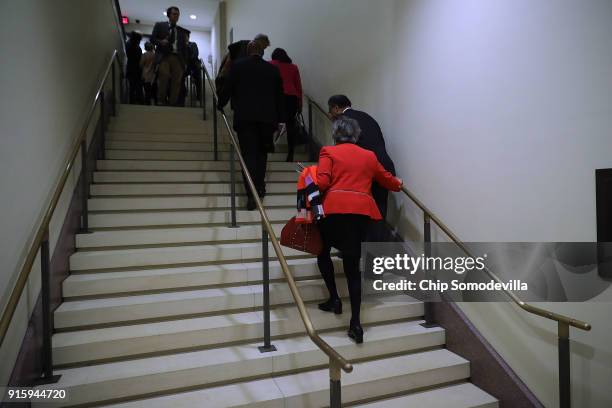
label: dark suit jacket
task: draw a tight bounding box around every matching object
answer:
[343,108,396,175]
[217,55,285,126]
[151,21,189,65]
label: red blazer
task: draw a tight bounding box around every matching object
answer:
[316,143,402,220]
[269,60,303,102]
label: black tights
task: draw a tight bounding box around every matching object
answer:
[317,214,369,324]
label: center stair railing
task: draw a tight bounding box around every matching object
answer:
[202,66,352,408]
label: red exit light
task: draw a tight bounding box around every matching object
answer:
[122,16,129,24]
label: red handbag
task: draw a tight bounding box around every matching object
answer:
[280,217,323,255]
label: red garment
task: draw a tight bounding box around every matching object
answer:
[317,143,402,220]
[269,60,303,102]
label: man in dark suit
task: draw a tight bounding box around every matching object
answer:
[151,6,189,106]
[328,95,396,241]
[218,41,285,210]
[215,34,270,100]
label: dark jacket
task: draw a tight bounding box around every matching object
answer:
[125,40,142,79]
[342,108,396,175]
[218,55,285,125]
[151,21,189,65]
[215,40,250,98]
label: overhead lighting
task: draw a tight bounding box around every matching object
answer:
[163,11,167,16]
[190,14,197,19]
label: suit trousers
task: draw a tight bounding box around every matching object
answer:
[157,54,184,106]
[366,182,389,242]
[317,214,369,324]
[235,121,275,198]
[283,95,299,160]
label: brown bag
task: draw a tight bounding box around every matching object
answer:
[280,217,323,255]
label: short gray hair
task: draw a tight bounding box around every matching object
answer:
[332,116,361,144]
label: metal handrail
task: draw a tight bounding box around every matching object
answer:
[0,49,120,349]
[203,67,353,374]
[305,94,591,332]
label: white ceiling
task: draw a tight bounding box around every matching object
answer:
[119,0,219,31]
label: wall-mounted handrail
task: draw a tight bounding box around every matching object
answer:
[202,67,352,375]
[0,50,121,377]
[306,93,591,408]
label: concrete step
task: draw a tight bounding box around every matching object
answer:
[355,383,498,408]
[93,171,297,183]
[90,182,295,196]
[105,139,306,153]
[54,277,346,329]
[69,241,303,271]
[63,350,469,408]
[106,131,229,143]
[88,194,294,211]
[63,258,339,298]
[105,149,308,161]
[96,159,313,172]
[88,208,295,229]
[108,120,210,134]
[52,300,424,366]
[106,140,233,152]
[76,223,286,249]
[40,323,447,407]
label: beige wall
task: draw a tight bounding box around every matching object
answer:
[0,0,123,386]
[225,0,612,406]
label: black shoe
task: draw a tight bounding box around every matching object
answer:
[318,298,342,314]
[348,321,363,344]
[246,196,256,211]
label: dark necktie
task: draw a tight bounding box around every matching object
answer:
[169,25,176,51]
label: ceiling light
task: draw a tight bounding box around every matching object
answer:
[190,14,197,19]
[163,11,167,16]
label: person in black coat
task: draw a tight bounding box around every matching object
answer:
[218,41,285,210]
[328,95,396,242]
[125,31,143,104]
[151,6,189,105]
[215,34,270,100]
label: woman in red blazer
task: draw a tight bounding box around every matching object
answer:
[270,48,303,162]
[316,116,402,343]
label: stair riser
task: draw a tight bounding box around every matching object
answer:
[51,329,446,406]
[88,195,294,211]
[107,141,229,152]
[76,224,285,249]
[106,140,306,153]
[93,171,297,183]
[63,259,340,298]
[97,160,312,172]
[105,150,308,161]
[70,242,304,271]
[108,124,210,134]
[283,363,470,408]
[88,209,295,229]
[106,132,230,143]
[54,278,348,329]
[90,183,295,196]
[53,303,425,366]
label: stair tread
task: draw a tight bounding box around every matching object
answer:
[75,223,285,248]
[355,382,498,408]
[53,296,421,347]
[92,350,469,408]
[69,241,305,271]
[52,321,444,387]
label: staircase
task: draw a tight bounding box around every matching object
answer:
[36,104,498,407]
